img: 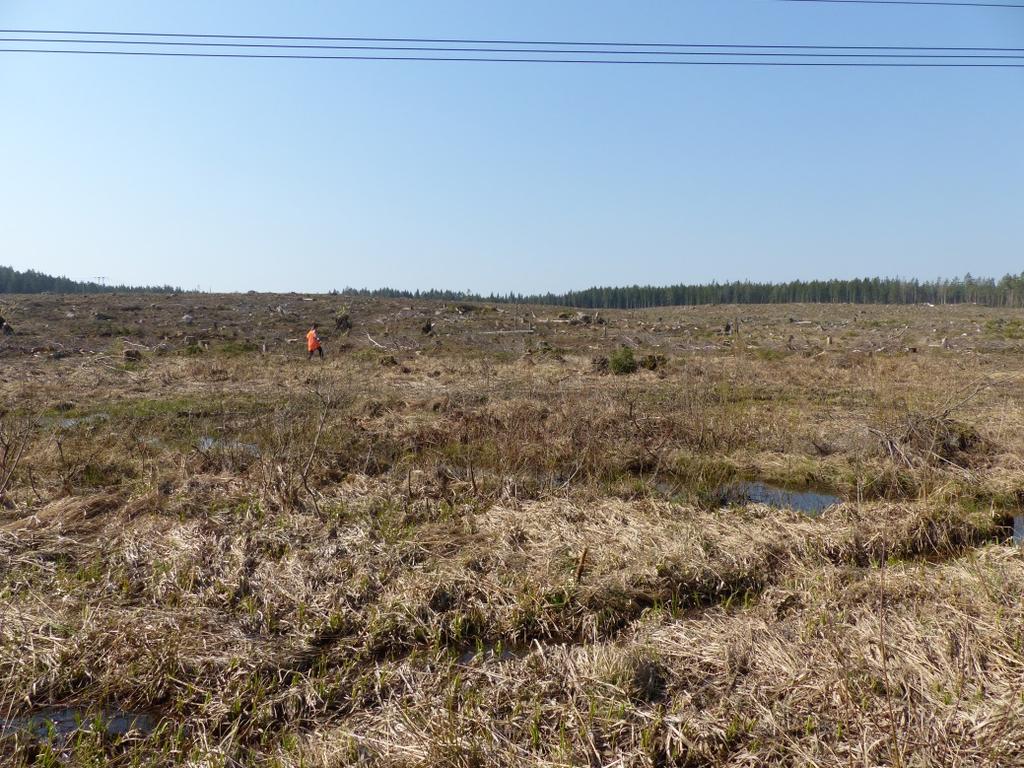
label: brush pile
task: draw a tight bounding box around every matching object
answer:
[872,410,989,470]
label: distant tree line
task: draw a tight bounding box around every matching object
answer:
[0,265,179,294]
[6,263,1024,308]
[347,273,1024,309]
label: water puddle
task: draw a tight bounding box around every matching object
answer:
[999,515,1024,546]
[197,436,260,456]
[720,481,842,516]
[457,641,531,665]
[0,709,154,741]
[45,413,110,429]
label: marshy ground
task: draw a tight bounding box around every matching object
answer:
[2,294,1024,766]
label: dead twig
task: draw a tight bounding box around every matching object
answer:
[301,386,332,517]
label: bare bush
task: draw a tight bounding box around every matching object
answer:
[0,411,35,504]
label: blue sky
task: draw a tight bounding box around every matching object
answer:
[1,1,1021,293]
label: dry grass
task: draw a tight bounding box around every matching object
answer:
[1,295,1024,766]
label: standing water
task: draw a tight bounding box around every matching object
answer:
[721,481,842,516]
[0,709,154,741]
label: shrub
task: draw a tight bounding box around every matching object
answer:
[610,347,638,375]
[639,353,667,371]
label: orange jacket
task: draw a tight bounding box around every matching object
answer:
[306,329,321,352]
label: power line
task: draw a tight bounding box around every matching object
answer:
[775,0,1024,7]
[3,48,1023,66]
[2,28,1019,66]
[2,37,1022,58]
[1,29,1021,51]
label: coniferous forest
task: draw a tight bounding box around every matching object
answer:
[350,273,1024,309]
[0,266,178,294]
[5,264,1024,308]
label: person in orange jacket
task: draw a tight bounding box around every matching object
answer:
[306,323,323,360]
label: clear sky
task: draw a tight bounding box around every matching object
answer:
[1,1,1021,294]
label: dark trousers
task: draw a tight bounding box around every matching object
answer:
[308,347,323,360]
